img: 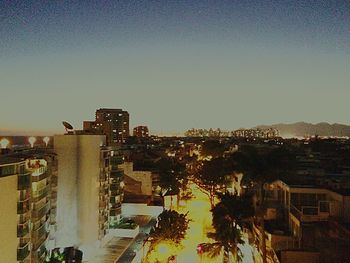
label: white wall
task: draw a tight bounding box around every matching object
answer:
[55,135,79,247]
[54,134,106,249]
[121,203,163,217]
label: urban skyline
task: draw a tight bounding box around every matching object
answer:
[1,1,350,134]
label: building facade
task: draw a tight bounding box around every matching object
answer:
[0,150,57,263]
[54,134,124,259]
[83,108,130,145]
[133,126,149,138]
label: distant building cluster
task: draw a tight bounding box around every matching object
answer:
[133,126,149,138]
[185,127,280,138]
[233,128,280,138]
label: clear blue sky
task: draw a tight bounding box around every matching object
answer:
[1,0,350,134]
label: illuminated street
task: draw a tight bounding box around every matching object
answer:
[146,183,255,263]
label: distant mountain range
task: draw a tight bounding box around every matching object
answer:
[255,122,350,138]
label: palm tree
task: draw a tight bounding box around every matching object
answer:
[199,222,244,262]
[147,210,190,250]
[199,193,255,262]
[230,145,296,263]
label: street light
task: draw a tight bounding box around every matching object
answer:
[0,138,10,149]
[43,136,50,147]
[28,137,36,148]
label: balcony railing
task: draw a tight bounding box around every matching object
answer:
[290,204,329,222]
[17,199,30,214]
[99,200,107,208]
[32,185,49,201]
[32,202,50,219]
[99,214,108,223]
[110,170,123,178]
[110,205,122,216]
[19,190,31,202]
[110,156,123,166]
[32,171,48,182]
[17,222,30,237]
[32,231,49,251]
[31,166,47,177]
[17,243,30,261]
[99,186,109,196]
[18,211,31,225]
[19,237,30,248]
[110,189,122,196]
[18,173,31,190]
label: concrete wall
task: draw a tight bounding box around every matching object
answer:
[0,174,18,263]
[121,203,163,217]
[55,135,79,247]
[109,226,140,238]
[78,135,103,245]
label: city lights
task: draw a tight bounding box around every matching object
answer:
[0,138,10,149]
[43,136,50,146]
[28,136,36,148]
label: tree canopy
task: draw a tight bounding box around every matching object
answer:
[148,210,190,245]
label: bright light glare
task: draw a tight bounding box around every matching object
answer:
[28,136,36,148]
[43,136,50,146]
[146,183,255,263]
[0,138,10,149]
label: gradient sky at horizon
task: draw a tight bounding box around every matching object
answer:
[1,0,350,134]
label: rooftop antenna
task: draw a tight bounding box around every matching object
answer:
[62,121,74,134]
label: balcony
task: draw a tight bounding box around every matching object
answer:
[32,202,50,219]
[99,200,107,208]
[17,199,30,214]
[19,211,31,225]
[99,173,108,181]
[110,169,123,179]
[110,189,122,196]
[17,243,30,261]
[110,156,123,166]
[34,243,47,263]
[32,171,48,182]
[31,166,47,176]
[19,190,31,202]
[17,222,30,237]
[290,204,329,222]
[99,214,108,223]
[32,230,49,251]
[18,173,31,190]
[19,237,30,248]
[32,185,49,201]
[99,186,109,196]
[110,205,122,216]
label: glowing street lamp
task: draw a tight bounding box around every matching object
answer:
[0,138,10,149]
[43,136,50,147]
[28,137,36,148]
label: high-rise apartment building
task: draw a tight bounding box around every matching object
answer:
[83,108,130,145]
[53,133,124,259]
[0,150,57,263]
[133,126,149,138]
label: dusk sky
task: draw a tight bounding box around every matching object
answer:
[1,0,350,135]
